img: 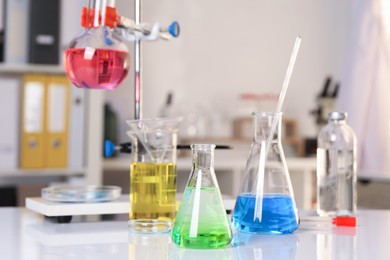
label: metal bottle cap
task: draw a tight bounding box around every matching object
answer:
[329,112,347,121]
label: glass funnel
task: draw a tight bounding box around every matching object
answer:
[64,0,130,90]
[232,112,299,234]
[171,144,232,249]
[126,117,182,233]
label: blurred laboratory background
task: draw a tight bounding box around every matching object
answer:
[1,0,390,210]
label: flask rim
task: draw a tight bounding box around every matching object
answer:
[190,144,216,151]
[126,116,183,133]
[328,112,348,121]
[252,111,283,117]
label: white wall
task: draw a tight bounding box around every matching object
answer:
[106,0,352,142]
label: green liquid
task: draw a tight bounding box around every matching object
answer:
[171,187,232,249]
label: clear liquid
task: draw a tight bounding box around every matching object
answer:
[171,187,232,249]
[317,148,356,216]
[64,48,129,90]
[232,193,299,234]
[129,163,177,227]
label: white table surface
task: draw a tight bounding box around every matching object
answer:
[1,207,390,259]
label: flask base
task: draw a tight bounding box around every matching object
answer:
[232,193,299,235]
[128,219,172,233]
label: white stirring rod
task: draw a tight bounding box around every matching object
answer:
[264,36,302,159]
[253,36,302,221]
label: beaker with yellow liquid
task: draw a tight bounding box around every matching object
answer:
[126,117,182,233]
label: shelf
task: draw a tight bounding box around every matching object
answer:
[0,63,65,74]
[104,155,317,172]
[0,168,86,178]
[104,155,317,209]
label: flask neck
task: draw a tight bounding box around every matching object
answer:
[82,0,118,28]
[253,112,282,143]
[329,118,346,125]
[191,144,215,170]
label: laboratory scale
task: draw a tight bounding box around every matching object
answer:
[26,195,236,223]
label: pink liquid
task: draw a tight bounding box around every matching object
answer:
[64,48,130,90]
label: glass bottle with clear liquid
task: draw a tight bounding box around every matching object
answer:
[232,112,299,234]
[171,144,232,249]
[317,112,357,217]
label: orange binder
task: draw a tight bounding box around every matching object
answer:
[45,75,70,168]
[20,75,47,168]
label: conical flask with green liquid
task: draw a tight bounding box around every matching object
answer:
[171,144,232,249]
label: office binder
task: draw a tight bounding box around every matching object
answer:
[0,77,21,169]
[28,0,60,64]
[20,74,47,168]
[0,0,5,62]
[45,75,70,168]
[68,85,86,169]
[4,0,30,63]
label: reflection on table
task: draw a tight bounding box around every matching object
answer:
[3,208,390,259]
[232,233,299,260]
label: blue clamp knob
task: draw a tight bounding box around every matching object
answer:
[104,140,116,158]
[169,21,180,37]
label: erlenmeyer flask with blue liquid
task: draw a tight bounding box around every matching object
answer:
[232,112,299,234]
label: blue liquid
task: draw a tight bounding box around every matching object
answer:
[232,194,299,234]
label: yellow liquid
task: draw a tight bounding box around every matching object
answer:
[129,162,177,221]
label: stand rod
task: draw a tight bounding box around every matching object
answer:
[134,0,142,119]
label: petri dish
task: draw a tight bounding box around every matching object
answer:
[42,185,122,203]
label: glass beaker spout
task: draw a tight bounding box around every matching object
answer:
[126,117,182,233]
[232,112,299,234]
